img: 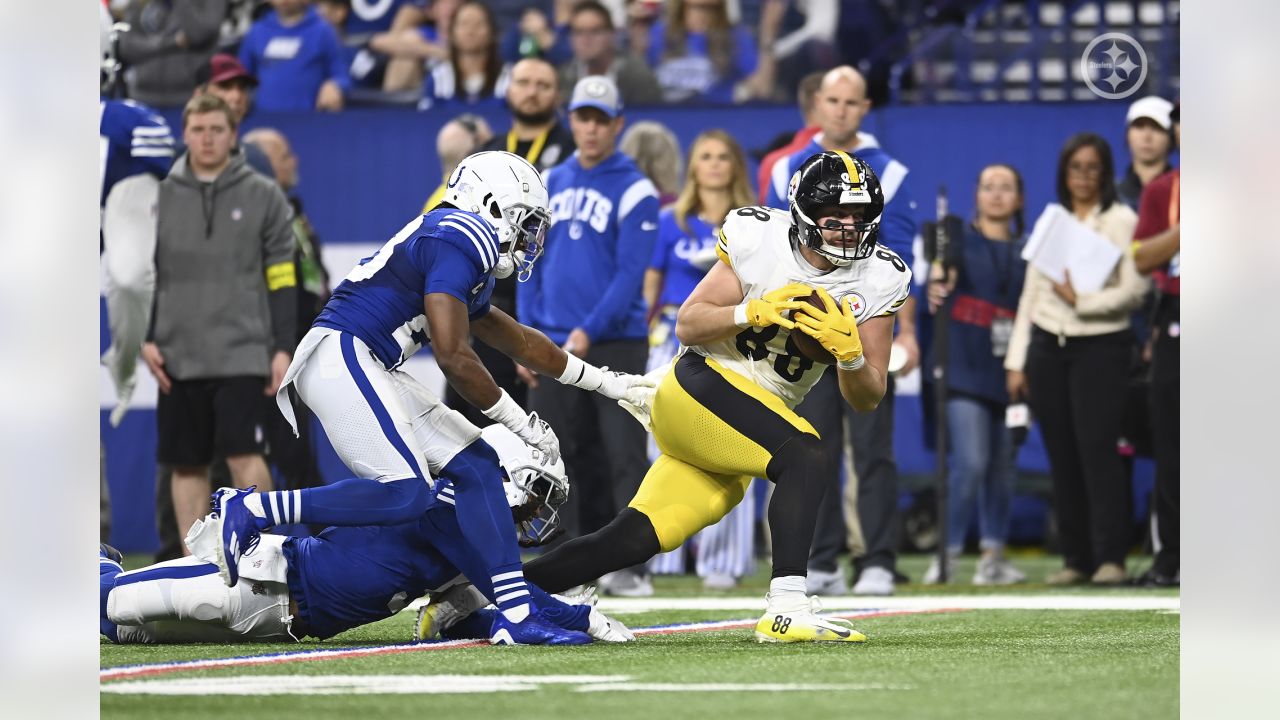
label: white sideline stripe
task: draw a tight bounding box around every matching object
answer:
[575,682,914,693]
[103,674,632,696]
[101,674,913,696]
[590,595,1179,613]
[401,593,1179,614]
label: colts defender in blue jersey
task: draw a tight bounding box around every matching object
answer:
[201,151,655,646]
[99,97,174,424]
[100,426,633,645]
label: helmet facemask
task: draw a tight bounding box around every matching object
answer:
[493,202,551,281]
[502,451,569,547]
[793,204,880,267]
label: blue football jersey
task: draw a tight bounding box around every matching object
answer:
[282,499,461,640]
[315,209,500,368]
[99,98,174,207]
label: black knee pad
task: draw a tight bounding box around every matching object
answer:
[765,433,825,483]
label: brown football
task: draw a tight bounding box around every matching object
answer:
[789,291,837,365]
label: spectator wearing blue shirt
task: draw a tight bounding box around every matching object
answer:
[922,164,1030,586]
[239,0,351,112]
[518,75,659,596]
[367,0,450,93]
[766,66,920,598]
[418,1,510,111]
[647,0,758,104]
[641,129,759,590]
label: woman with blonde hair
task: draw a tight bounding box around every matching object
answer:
[642,129,758,589]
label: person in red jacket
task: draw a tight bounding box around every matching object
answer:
[755,72,823,204]
[1132,102,1180,587]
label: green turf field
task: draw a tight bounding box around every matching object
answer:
[101,553,1179,719]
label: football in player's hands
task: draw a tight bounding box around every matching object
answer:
[789,291,838,365]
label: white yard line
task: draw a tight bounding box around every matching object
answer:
[593,594,1179,613]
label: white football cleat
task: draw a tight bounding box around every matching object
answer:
[754,593,867,643]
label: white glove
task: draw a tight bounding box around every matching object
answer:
[516,411,560,466]
[597,369,658,406]
[483,389,561,464]
[553,587,636,643]
[559,353,659,405]
[617,365,668,431]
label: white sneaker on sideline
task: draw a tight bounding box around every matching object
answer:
[702,572,737,591]
[600,570,654,597]
[805,567,847,596]
[974,556,1026,585]
[852,566,895,596]
[923,551,959,585]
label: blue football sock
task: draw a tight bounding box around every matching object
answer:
[440,440,529,621]
[260,477,433,527]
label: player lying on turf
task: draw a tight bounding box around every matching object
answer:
[99,425,633,646]
[425,151,912,644]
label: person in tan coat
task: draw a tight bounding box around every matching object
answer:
[1005,133,1148,586]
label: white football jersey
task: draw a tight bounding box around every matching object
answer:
[691,206,912,409]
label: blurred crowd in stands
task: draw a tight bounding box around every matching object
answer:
[104,0,919,110]
[101,1,1180,595]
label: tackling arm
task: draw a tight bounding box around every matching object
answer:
[472,306,658,406]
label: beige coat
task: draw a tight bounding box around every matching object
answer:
[1005,202,1148,372]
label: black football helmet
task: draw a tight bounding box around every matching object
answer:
[787,150,885,266]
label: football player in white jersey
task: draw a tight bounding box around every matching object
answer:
[473,150,912,643]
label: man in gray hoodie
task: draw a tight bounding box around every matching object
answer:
[141,93,298,544]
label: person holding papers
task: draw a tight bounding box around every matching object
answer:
[1004,133,1149,587]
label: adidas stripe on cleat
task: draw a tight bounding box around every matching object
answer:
[209,486,262,588]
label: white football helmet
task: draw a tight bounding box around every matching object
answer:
[442,151,551,281]
[480,424,570,547]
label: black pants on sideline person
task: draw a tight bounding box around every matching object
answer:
[1148,305,1179,578]
[529,340,650,547]
[848,374,901,576]
[796,369,850,573]
[1026,327,1133,573]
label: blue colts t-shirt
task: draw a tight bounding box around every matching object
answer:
[649,209,717,308]
[315,208,499,369]
[239,8,352,112]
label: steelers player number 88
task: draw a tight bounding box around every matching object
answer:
[734,325,814,382]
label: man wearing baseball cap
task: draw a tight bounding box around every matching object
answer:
[1117,96,1175,210]
[194,54,260,125]
[517,75,660,596]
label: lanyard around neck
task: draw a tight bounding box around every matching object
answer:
[507,127,550,166]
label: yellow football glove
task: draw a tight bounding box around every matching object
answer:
[742,282,814,329]
[794,287,865,368]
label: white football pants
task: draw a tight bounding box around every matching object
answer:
[108,556,294,644]
[278,327,481,483]
[101,173,158,406]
